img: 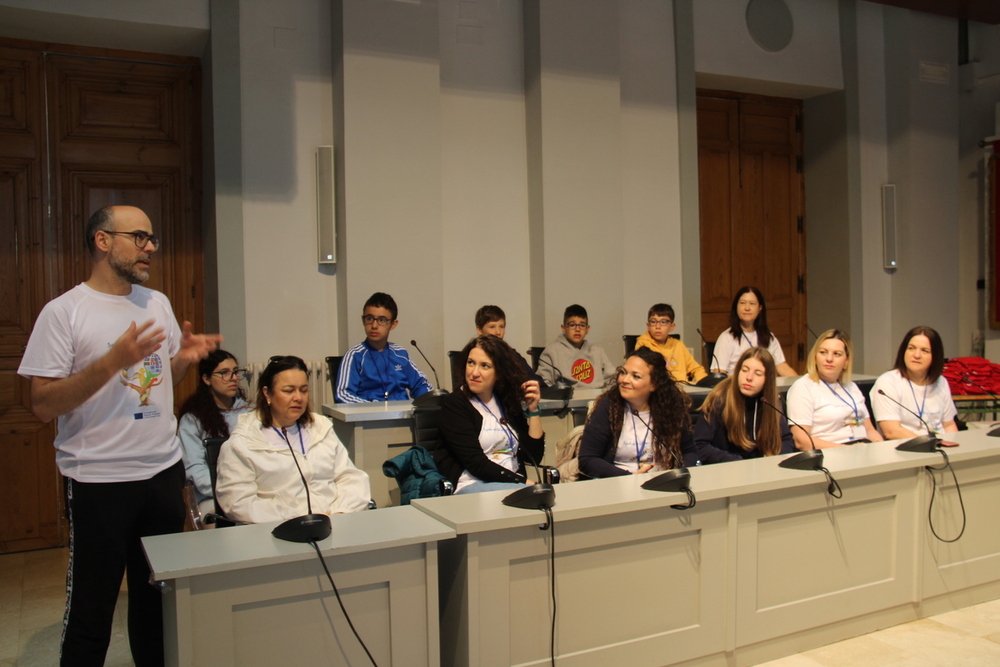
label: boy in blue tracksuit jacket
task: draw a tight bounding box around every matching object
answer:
[336,292,433,403]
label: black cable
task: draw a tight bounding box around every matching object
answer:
[543,505,556,667]
[307,539,379,667]
[819,467,843,499]
[924,450,966,543]
[670,487,697,510]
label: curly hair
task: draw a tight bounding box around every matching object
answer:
[454,335,529,421]
[177,349,247,439]
[590,347,692,469]
[727,286,773,349]
[700,347,783,455]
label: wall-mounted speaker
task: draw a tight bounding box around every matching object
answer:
[882,184,897,270]
[316,146,336,265]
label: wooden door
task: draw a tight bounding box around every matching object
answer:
[0,46,60,551]
[0,42,202,553]
[697,91,806,371]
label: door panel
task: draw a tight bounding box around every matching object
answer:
[0,41,201,553]
[698,91,806,371]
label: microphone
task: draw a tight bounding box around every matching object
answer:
[271,427,332,543]
[760,398,841,496]
[876,389,941,452]
[629,409,696,507]
[959,375,1000,437]
[501,422,556,516]
[804,322,818,340]
[533,355,575,403]
[410,339,448,407]
[759,397,826,470]
[695,328,728,387]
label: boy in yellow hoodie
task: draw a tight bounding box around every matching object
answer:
[634,303,707,384]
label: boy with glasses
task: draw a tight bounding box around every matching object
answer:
[635,303,707,384]
[336,292,432,402]
[537,304,614,387]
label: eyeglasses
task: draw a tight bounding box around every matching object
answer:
[647,319,673,326]
[104,230,161,250]
[564,322,589,330]
[211,368,246,381]
[362,315,394,326]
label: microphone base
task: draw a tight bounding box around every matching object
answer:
[779,449,825,471]
[895,435,941,453]
[503,483,555,510]
[271,513,332,543]
[641,467,691,492]
[696,373,727,388]
[413,391,446,407]
[540,383,573,401]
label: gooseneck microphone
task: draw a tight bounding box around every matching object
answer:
[876,389,941,452]
[630,409,696,508]
[695,328,728,387]
[804,322,819,340]
[271,427,333,543]
[760,398,841,497]
[410,339,448,397]
[500,413,556,522]
[532,354,574,405]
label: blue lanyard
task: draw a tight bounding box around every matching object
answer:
[629,411,649,463]
[822,381,860,421]
[273,426,305,455]
[907,380,928,420]
[368,348,392,400]
[475,396,517,449]
[741,331,755,348]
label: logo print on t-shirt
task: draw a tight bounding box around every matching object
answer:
[120,353,164,406]
[571,359,594,384]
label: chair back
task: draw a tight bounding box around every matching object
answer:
[704,341,717,370]
[527,347,545,371]
[325,355,344,400]
[203,436,228,514]
[447,351,462,390]
[622,334,639,358]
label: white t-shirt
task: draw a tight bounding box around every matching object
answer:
[614,409,654,473]
[18,283,183,482]
[455,395,520,492]
[871,370,957,437]
[786,376,869,443]
[713,329,786,374]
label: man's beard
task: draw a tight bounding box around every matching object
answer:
[108,245,149,284]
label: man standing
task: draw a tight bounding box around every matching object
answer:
[18,205,221,667]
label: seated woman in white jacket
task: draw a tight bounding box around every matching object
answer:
[216,355,370,523]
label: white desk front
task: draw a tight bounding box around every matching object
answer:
[143,506,455,667]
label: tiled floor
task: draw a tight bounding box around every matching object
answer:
[1,547,998,666]
[0,548,133,667]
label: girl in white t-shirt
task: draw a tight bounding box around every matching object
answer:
[712,286,797,377]
[786,330,883,449]
[872,326,958,439]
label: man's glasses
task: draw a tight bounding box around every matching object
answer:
[647,319,673,326]
[211,368,246,381]
[362,315,394,326]
[104,230,161,250]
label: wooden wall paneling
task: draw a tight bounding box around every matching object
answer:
[698,91,806,371]
[46,54,203,409]
[0,46,61,551]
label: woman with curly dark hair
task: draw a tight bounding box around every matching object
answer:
[689,347,794,465]
[578,347,694,478]
[439,335,545,494]
[177,349,253,514]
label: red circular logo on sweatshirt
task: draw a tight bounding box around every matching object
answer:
[571,359,594,383]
